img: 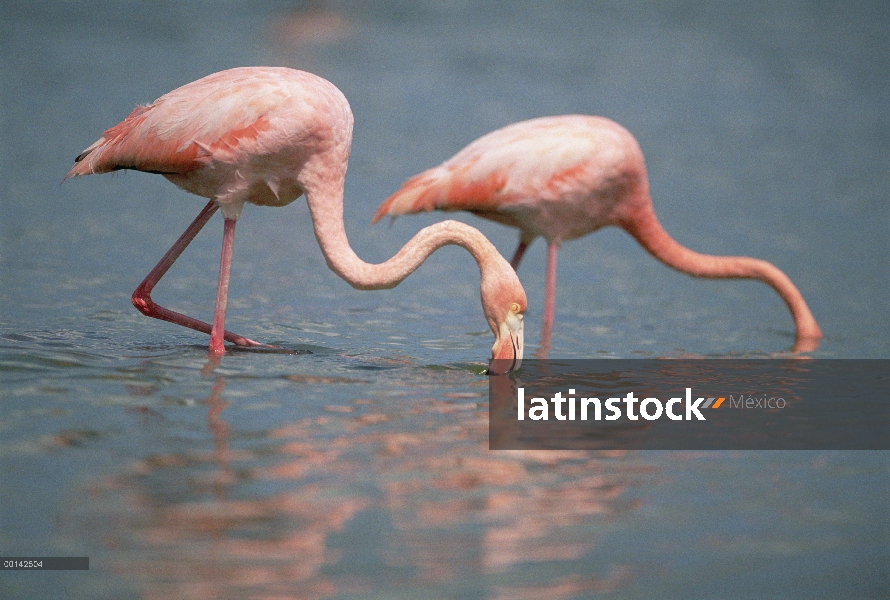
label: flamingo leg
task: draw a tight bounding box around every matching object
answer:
[131,200,263,350]
[208,218,236,354]
[509,240,529,270]
[537,240,559,358]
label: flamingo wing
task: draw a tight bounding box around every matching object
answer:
[372,115,620,224]
[65,68,297,179]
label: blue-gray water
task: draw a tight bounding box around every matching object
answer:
[1,1,888,598]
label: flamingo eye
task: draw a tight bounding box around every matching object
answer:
[510,302,521,313]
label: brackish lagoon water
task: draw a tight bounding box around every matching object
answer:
[1,1,888,598]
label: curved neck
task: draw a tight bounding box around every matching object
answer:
[306,186,499,290]
[620,203,822,344]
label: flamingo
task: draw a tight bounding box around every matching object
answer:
[373,115,822,353]
[65,67,526,369]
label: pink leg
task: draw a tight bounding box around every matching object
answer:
[208,218,236,355]
[537,240,559,358]
[131,200,263,350]
[510,239,530,270]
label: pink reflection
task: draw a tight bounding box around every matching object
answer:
[271,2,350,47]
[71,368,650,598]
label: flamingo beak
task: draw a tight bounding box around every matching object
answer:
[488,312,524,375]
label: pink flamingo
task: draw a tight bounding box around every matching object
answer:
[373,115,821,353]
[66,67,526,367]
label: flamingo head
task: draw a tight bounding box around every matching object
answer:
[481,259,526,375]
